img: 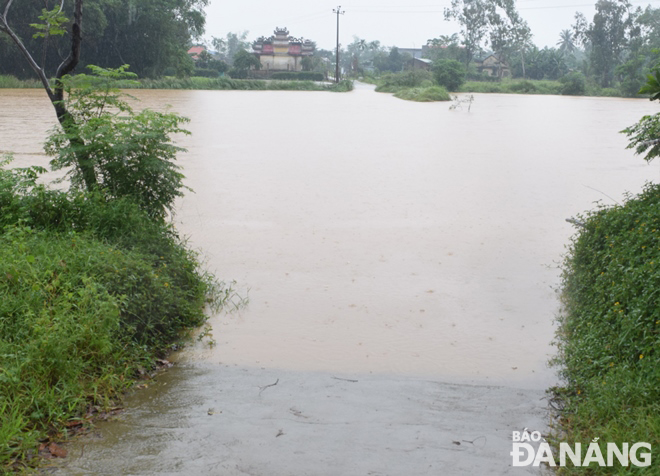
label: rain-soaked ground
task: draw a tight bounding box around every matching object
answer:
[1,84,657,475]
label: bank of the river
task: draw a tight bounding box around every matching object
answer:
[550,184,660,475]
[361,74,643,100]
[0,75,235,471]
[0,182,228,472]
[0,75,353,92]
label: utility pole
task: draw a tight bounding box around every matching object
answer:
[333,6,344,83]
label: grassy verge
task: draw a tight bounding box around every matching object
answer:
[0,75,354,92]
[0,75,42,88]
[460,79,562,95]
[551,183,660,474]
[460,78,631,98]
[0,167,228,471]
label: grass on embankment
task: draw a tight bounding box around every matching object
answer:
[392,86,450,102]
[552,183,660,474]
[0,75,42,88]
[459,78,625,97]
[115,76,354,92]
[0,167,227,471]
[0,75,354,92]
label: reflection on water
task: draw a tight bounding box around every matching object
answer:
[0,87,656,387]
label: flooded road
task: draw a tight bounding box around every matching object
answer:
[1,85,657,474]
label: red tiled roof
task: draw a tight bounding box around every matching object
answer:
[187,46,205,59]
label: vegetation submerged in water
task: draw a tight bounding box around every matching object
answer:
[550,184,660,474]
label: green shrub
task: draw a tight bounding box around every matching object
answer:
[376,70,433,91]
[560,72,587,96]
[44,66,190,220]
[432,59,466,91]
[0,163,225,467]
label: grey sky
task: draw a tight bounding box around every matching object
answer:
[201,0,659,52]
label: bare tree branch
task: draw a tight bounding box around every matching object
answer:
[3,0,15,22]
[641,139,660,147]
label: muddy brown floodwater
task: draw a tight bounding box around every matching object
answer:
[1,84,657,475]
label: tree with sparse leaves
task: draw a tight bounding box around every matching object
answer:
[444,0,490,67]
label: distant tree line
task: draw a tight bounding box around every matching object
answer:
[335,0,660,97]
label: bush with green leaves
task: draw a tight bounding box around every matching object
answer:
[0,159,226,468]
[559,72,587,96]
[431,59,466,91]
[44,66,190,220]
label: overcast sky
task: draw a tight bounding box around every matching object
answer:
[202,0,660,52]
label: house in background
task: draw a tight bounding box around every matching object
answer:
[187,45,206,61]
[474,54,511,78]
[410,57,432,71]
[252,27,315,73]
